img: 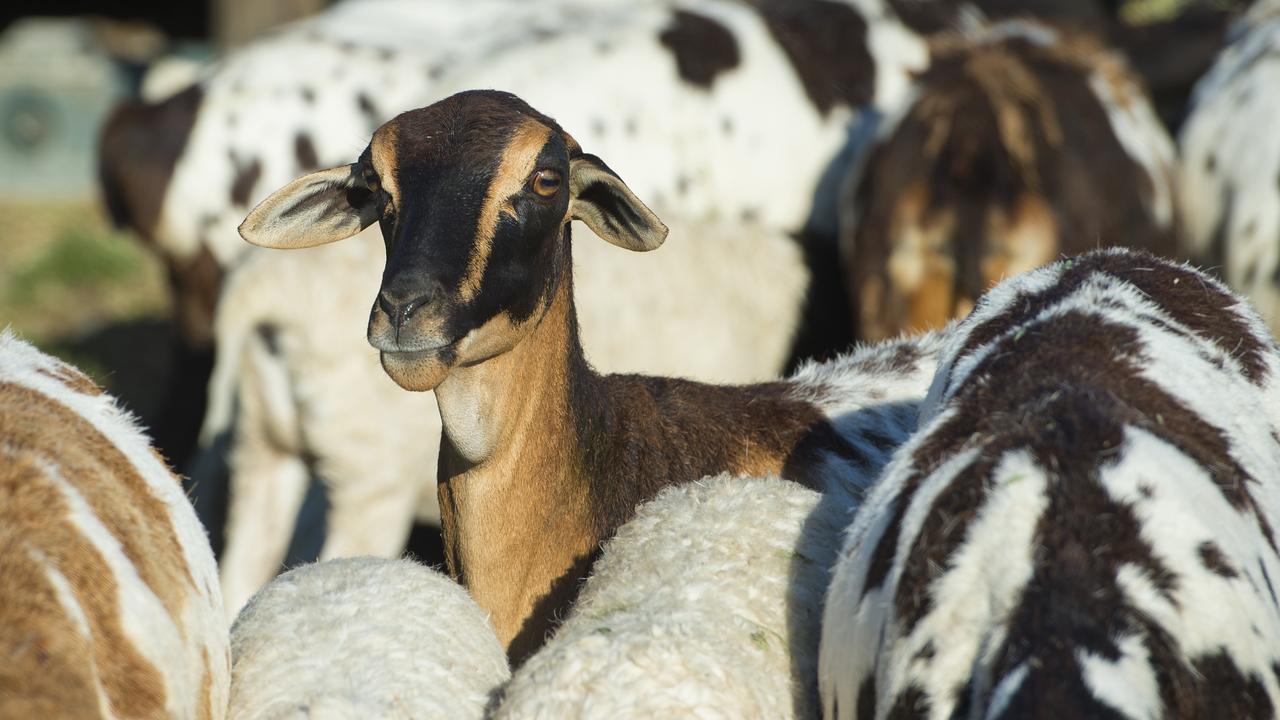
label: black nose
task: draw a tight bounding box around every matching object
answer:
[378,279,441,329]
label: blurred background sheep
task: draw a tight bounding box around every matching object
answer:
[0,0,1268,636]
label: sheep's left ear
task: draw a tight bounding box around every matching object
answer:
[569,154,668,252]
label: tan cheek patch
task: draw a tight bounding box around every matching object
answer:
[458,122,553,303]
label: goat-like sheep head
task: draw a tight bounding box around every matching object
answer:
[239,90,668,391]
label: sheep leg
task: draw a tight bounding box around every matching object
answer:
[316,468,423,562]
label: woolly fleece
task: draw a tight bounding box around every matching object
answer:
[228,557,509,719]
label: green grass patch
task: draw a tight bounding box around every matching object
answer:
[5,224,144,307]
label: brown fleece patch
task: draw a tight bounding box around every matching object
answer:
[97,85,202,241]
[196,649,213,720]
[0,450,167,718]
[459,121,552,302]
[0,383,196,635]
[659,9,741,88]
[294,132,320,172]
[756,0,875,114]
[229,154,262,207]
[888,683,930,719]
[958,252,1271,385]
[0,524,102,720]
[1198,541,1238,579]
[170,244,225,349]
[34,364,102,397]
[857,674,878,719]
[983,194,1059,285]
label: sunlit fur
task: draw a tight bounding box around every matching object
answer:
[0,330,229,719]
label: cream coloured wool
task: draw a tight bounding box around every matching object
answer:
[228,556,509,719]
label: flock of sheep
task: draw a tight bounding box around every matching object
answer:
[6,0,1280,717]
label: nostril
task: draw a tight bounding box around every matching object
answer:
[400,286,440,321]
[378,281,442,329]
[378,291,402,323]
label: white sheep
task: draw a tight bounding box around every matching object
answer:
[820,248,1280,718]
[0,329,229,719]
[228,556,509,719]
[1177,0,1280,335]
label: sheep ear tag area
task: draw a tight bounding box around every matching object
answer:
[569,153,668,252]
[239,164,380,249]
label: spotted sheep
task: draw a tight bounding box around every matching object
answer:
[238,89,949,664]
[1177,0,1280,338]
[840,19,1181,342]
[0,330,230,719]
[132,0,933,612]
[819,249,1280,719]
[98,0,931,364]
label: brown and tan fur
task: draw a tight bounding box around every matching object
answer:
[241,91,860,665]
[844,22,1179,341]
[0,334,228,719]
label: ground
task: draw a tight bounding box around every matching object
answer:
[0,199,175,425]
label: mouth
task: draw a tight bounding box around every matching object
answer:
[368,330,458,353]
[376,338,458,361]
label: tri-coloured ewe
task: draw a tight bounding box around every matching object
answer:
[208,213,809,617]
[239,90,946,663]
[228,557,509,719]
[1177,0,1280,336]
[819,249,1280,718]
[105,0,930,591]
[840,20,1179,340]
[0,330,229,719]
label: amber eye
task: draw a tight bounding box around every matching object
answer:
[530,169,562,198]
[363,169,380,193]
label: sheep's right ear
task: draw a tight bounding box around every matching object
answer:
[239,164,378,249]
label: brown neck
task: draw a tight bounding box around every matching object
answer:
[431,236,837,665]
[433,272,598,663]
